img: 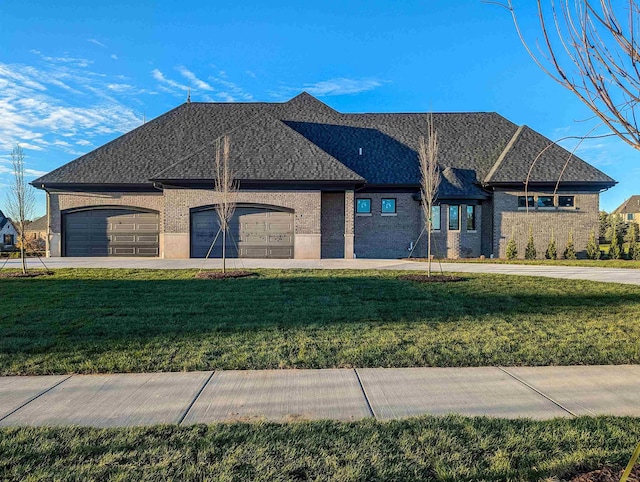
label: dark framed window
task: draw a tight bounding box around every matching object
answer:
[356,198,371,214]
[466,205,476,231]
[381,198,396,214]
[629,213,634,222]
[537,196,555,208]
[448,205,460,231]
[3,234,14,245]
[431,205,441,230]
[558,196,575,207]
[518,196,535,208]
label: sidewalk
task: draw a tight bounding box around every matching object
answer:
[1,366,638,427]
[3,257,640,285]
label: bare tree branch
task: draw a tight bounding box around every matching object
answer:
[213,135,238,273]
[418,114,441,276]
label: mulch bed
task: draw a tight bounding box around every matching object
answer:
[0,270,54,278]
[567,466,639,482]
[195,271,257,279]
[398,274,465,283]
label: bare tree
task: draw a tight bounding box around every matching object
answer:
[418,116,441,277]
[6,145,35,274]
[213,135,238,274]
[490,0,640,151]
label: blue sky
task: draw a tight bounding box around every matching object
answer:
[0,0,637,216]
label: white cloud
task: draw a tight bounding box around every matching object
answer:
[111,54,118,60]
[107,83,132,92]
[301,78,384,96]
[25,168,48,177]
[151,68,188,94]
[208,76,253,102]
[88,39,107,48]
[176,66,213,91]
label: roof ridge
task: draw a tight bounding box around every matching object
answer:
[484,125,524,183]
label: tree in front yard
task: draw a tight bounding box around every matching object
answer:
[418,115,440,277]
[586,229,600,260]
[506,230,518,260]
[628,223,640,260]
[5,145,35,274]
[213,135,237,274]
[545,229,557,260]
[525,225,537,260]
[563,229,577,260]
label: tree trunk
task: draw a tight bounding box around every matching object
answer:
[427,219,432,277]
[222,226,226,274]
[20,233,26,275]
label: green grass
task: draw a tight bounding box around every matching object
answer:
[1,416,639,481]
[2,269,640,375]
[425,257,640,269]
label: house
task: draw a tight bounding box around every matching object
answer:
[0,210,18,251]
[22,215,47,251]
[32,92,616,259]
[613,195,640,225]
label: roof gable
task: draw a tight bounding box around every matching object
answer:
[613,195,640,214]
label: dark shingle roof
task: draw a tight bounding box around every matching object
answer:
[33,92,615,191]
[24,215,47,232]
[613,195,640,214]
[152,113,363,182]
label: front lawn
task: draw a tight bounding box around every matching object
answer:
[413,258,640,269]
[1,415,639,481]
[1,269,639,375]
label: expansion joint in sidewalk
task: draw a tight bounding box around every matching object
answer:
[178,371,215,425]
[353,369,376,419]
[0,375,73,423]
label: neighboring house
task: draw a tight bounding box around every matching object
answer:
[0,210,18,251]
[32,92,616,259]
[613,195,640,224]
[22,215,47,251]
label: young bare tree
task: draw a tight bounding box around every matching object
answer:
[418,116,441,277]
[490,0,640,151]
[213,135,238,274]
[6,145,35,274]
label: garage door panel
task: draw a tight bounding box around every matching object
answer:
[64,209,159,257]
[191,207,294,259]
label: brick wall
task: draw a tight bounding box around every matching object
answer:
[163,188,321,234]
[492,190,600,258]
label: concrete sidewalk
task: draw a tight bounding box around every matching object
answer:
[3,257,640,285]
[1,366,638,427]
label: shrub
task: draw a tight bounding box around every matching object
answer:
[563,229,577,260]
[609,224,622,259]
[628,223,640,260]
[545,229,557,260]
[506,231,518,260]
[586,229,600,260]
[525,225,537,260]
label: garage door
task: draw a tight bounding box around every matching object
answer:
[191,206,294,258]
[64,208,159,257]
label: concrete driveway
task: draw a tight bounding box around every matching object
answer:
[3,257,640,285]
[1,366,639,427]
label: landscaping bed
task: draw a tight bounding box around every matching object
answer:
[1,415,639,481]
[1,268,639,375]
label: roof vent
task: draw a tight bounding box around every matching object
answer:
[359,147,363,156]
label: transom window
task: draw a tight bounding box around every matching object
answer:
[537,196,555,208]
[381,198,396,214]
[518,196,535,208]
[466,205,476,231]
[449,205,460,231]
[431,205,441,231]
[356,198,371,214]
[558,196,575,207]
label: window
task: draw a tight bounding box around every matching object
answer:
[558,196,575,207]
[537,196,555,208]
[466,205,476,231]
[448,205,460,231]
[629,213,635,222]
[381,198,396,214]
[3,234,14,246]
[431,205,441,230]
[518,196,534,208]
[356,198,371,214]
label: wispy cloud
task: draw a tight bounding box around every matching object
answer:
[208,76,253,102]
[151,68,188,94]
[301,78,385,96]
[110,54,118,60]
[88,39,107,48]
[176,66,213,91]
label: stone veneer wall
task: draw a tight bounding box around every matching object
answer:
[492,190,600,258]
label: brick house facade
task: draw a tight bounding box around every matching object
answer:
[34,93,615,259]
